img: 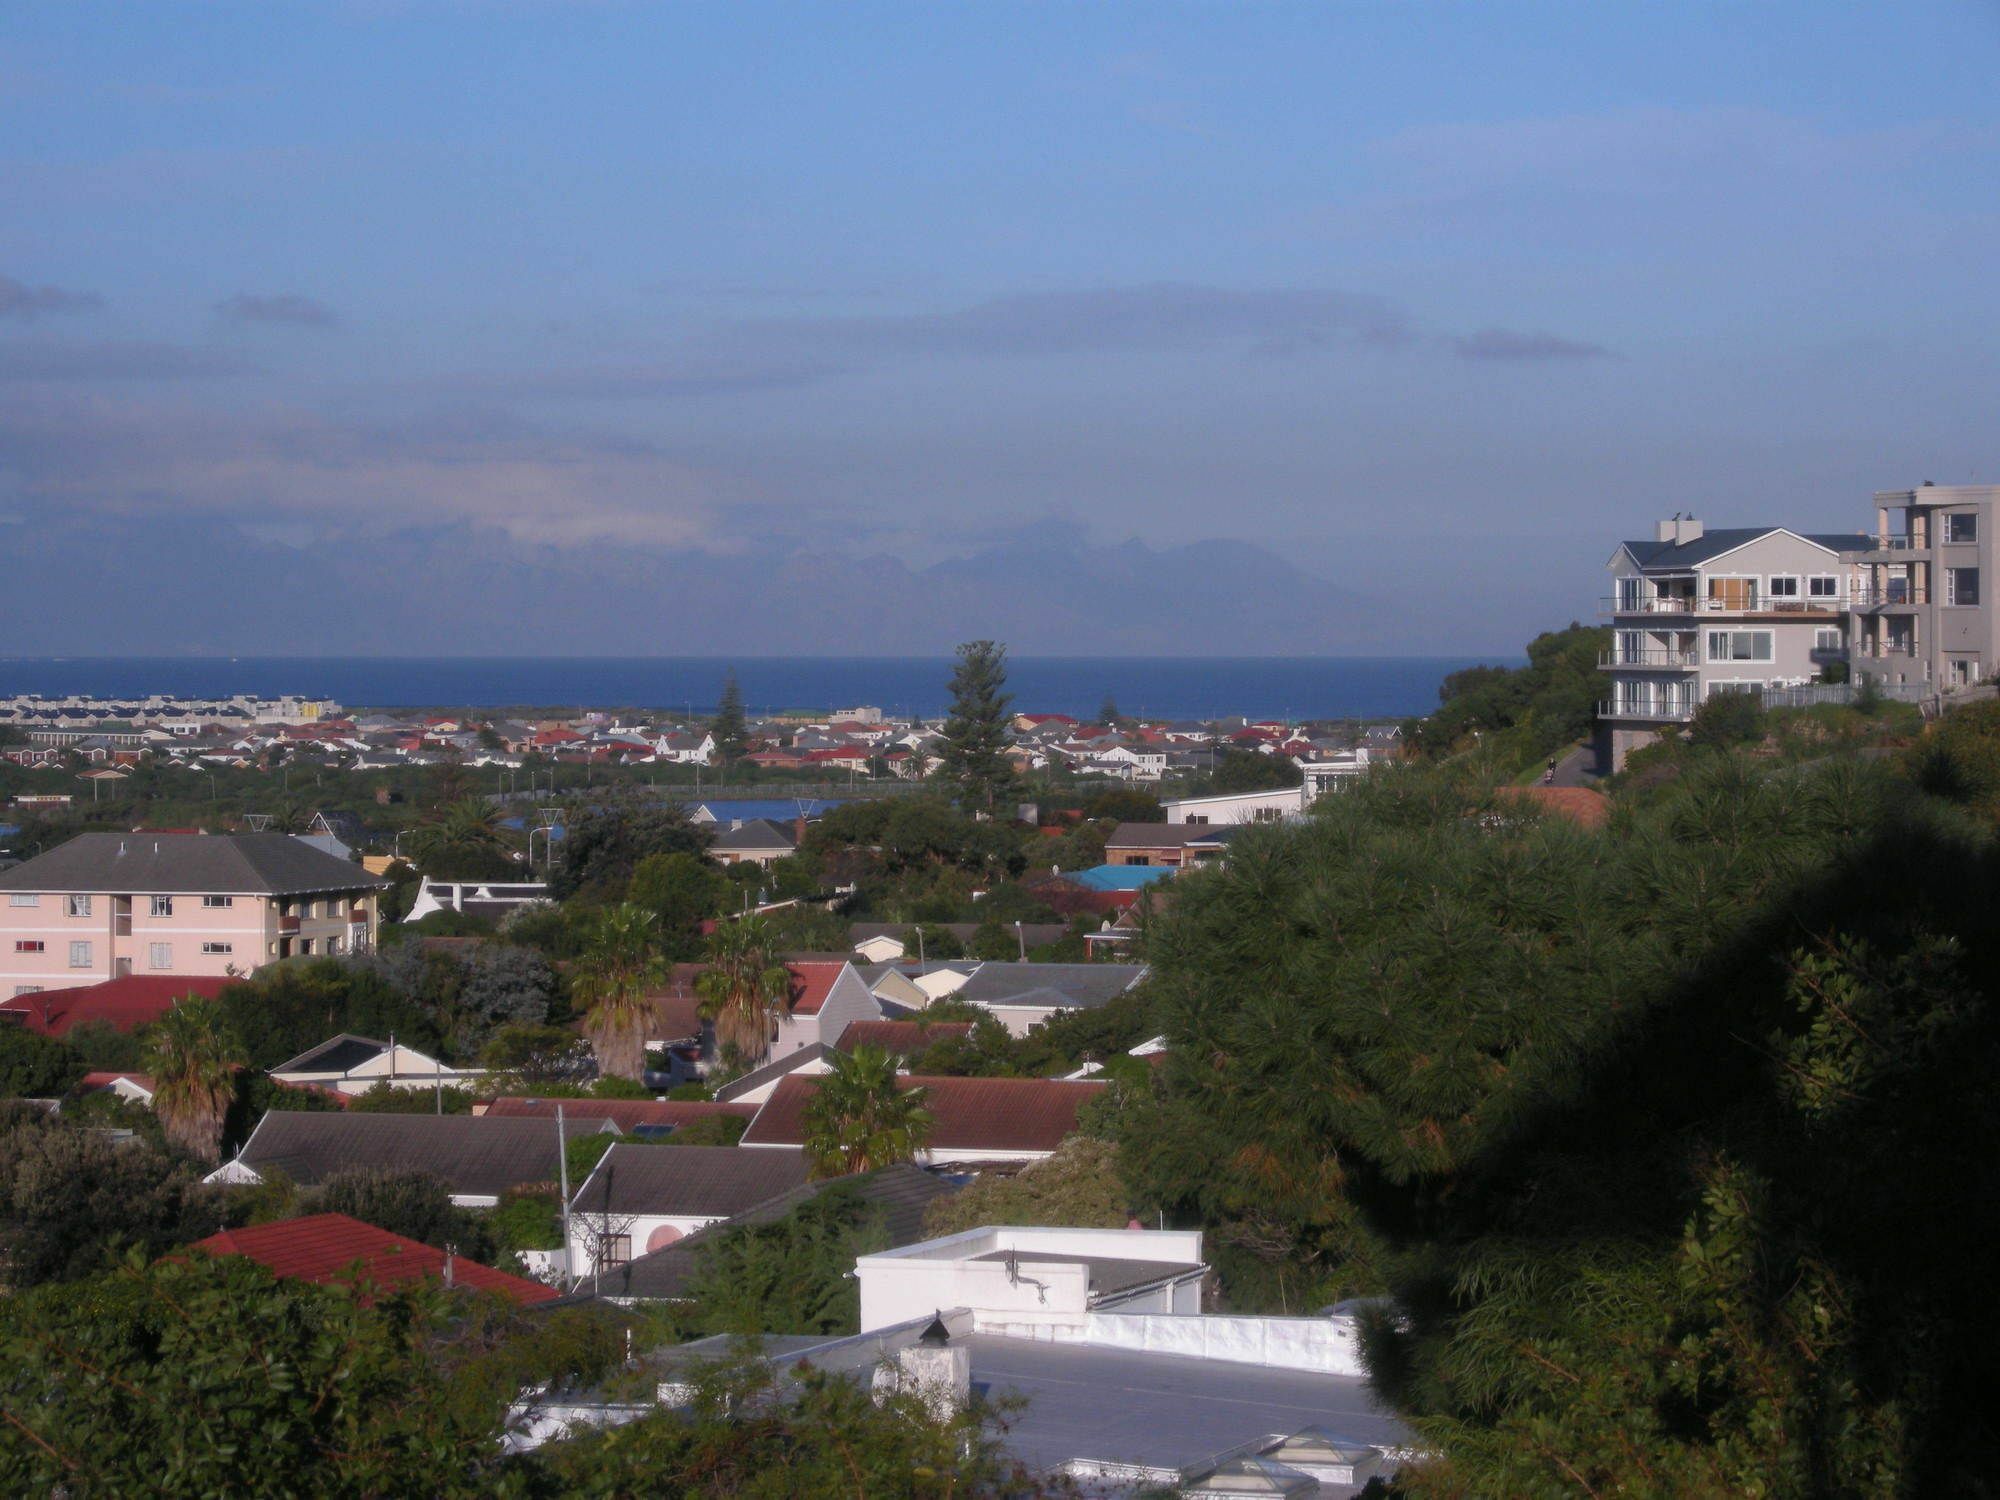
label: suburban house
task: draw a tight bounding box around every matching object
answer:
[565,1143,812,1270]
[1849,484,2000,694]
[947,961,1149,1038]
[0,833,388,997]
[1160,787,1310,826]
[268,1033,482,1096]
[479,1096,755,1135]
[0,972,242,1035]
[849,922,1071,963]
[208,1111,616,1206]
[708,819,800,869]
[765,959,883,1064]
[402,878,549,924]
[1598,516,1866,772]
[1103,823,1243,868]
[739,1074,1106,1166]
[856,960,978,1012]
[585,1163,959,1304]
[193,1213,558,1306]
[711,1042,835,1107]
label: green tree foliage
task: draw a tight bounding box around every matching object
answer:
[0,1025,84,1098]
[799,1045,931,1179]
[490,1186,564,1252]
[660,1112,748,1148]
[1117,753,2000,1492]
[910,1013,1020,1077]
[1907,699,2000,817]
[551,800,710,903]
[1688,686,1768,749]
[626,850,730,959]
[0,1253,628,1495]
[1186,747,1304,795]
[62,1018,148,1072]
[923,1135,1129,1237]
[681,1182,896,1338]
[144,997,241,1164]
[478,1023,592,1087]
[1404,621,1607,765]
[534,1352,1028,1498]
[0,1109,225,1286]
[315,1167,497,1261]
[968,914,1018,960]
[373,941,561,1058]
[571,904,668,1081]
[1081,787,1164,822]
[694,916,791,1067]
[220,958,438,1071]
[710,669,748,769]
[938,639,1014,809]
[405,798,515,880]
[346,1080,479,1113]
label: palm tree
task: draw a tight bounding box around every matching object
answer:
[145,997,240,1165]
[571,903,666,1080]
[800,1044,931,1179]
[694,915,792,1067]
[406,798,509,876]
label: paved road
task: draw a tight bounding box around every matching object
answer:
[1541,745,1601,788]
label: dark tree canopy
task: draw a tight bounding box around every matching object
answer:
[938,639,1014,809]
[710,669,748,768]
[550,801,711,902]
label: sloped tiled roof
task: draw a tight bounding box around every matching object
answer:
[835,1020,973,1056]
[0,832,389,895]
[953,962,1148,1011]
[271,1033,389,1076]
[0,974,243,1036]
[741,1074,1106,1155]
[589,1163,960,1301]
[570,1142,810,1218]
[710,818,798,852]
[712,1042,831,1104]
[482,1097,756,1129]
[193,1212,556,1305]
[1618,527,1870,569]
[226,1111,613,1196]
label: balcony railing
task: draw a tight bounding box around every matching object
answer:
[1598,649,1698,668]
[1598,700,1697,723]
[1859,533,1925,552]
[1850,586,1928,608]
[1603,594,1846,617]
[277,914,301,934]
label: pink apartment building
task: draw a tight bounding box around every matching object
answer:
[0,833,388,999]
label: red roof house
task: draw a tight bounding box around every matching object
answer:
[191,1213,557,1305]
[741,1074,1105,1163]
[0,974,244,1037]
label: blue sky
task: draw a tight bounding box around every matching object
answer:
[4,2,2000,652]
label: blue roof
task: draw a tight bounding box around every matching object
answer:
[1067,865,1177,891]
[693,798,846,823]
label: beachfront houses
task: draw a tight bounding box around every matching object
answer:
[0,833,388,997]
[1849,484,2000,695]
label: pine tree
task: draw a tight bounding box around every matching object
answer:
[1099,695,1122,727]
[939,640,1013,810]
[711,669,747,771]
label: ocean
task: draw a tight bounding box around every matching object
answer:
[0,656,1507,723]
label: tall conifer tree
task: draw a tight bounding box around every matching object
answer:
[939,640,1013,809]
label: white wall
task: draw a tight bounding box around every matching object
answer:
[1161,787,1306,826]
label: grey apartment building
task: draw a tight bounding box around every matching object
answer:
[1598,486,2000,772]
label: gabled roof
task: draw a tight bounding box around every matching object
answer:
[741,1074,1107,1155]
[570,1142,810,1218]
[953,962,1148,1011]
[482,1097,756,1128]
[271,1033,392,1076]
[0,974,243,1036]
[712,1042,832,1104]
[588,1163,960,1301]
[836,1020,973,1055]
[192,1212,556,1305]
[1617,527,1871,570]
[0,833,389,895]
[224,1111,613,1196]
[711,818,798,852]
[1105,822,1225,851]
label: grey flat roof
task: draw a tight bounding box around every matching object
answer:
[0,833,389,896]
[569,1143,811,1219]
[960,1333,1407,1476]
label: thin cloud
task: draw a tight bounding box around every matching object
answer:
[749,283,1415,358]
[0,341,251,382]
[457,357,842,401]
[1453,328,1613,362]
[0,273,101,320]
[214,292,338,327]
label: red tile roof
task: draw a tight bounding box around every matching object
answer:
[836,1020,973,1055]
[1495,784,1612,829]
[0,974,244,1037]
[482,1097,756,1127]
[645,960,849,1021]
[79,1070,155,1094]
[191,1213,557,1305]
[741,1074,1106,1155]
[784,960,846,1016]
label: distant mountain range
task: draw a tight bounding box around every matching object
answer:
[0,517,1410,656]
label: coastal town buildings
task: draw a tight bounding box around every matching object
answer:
[1849,484,2000,694]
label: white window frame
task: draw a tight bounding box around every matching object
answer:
[201,895,234,909]
[1704,574,1758,611]
[12,985,44,996]
[8,894,39,908]
[1707,629,1774,663]
[1947,566,1981,607]
[1814,627,1842,651]
[66,895,92,919]
[68,941,92,968]
[1807,574,1840,599]
[201,941,234,956]
[147,942,172,970]
[1766,575,1800,599]
[150,895,174,918]
[1945,512,1979,544]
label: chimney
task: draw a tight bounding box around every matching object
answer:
[871,1313,971,1419]
[1676,516,1703,544]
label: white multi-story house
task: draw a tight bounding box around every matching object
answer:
[1598,517,1866,772]
[1849,484,2000,695]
